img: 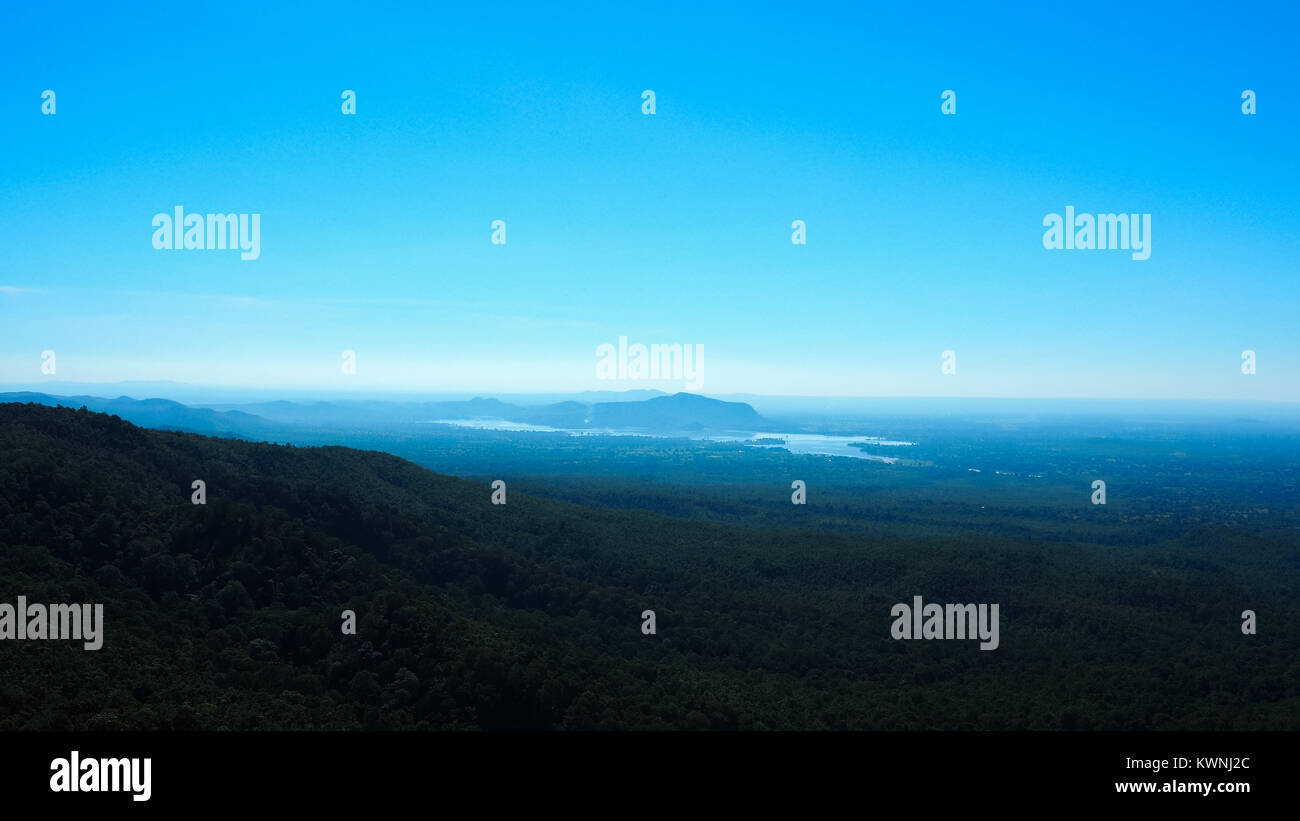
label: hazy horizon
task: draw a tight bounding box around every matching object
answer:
[6,379,1300,421]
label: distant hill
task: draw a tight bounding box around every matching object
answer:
[518,400,589,428]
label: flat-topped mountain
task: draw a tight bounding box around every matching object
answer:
[584,392,765,431]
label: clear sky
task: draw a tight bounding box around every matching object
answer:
[2,1,1297,399]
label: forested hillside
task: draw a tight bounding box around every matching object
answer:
[1,402,1296,730]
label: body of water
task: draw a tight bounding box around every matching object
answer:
[419,419,916,461]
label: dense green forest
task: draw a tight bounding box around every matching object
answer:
[1,402,1296,730]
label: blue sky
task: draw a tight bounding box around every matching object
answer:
[1,1,1297,399]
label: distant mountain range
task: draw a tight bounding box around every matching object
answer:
[0,392,277,437]
[0,381,673,405]
[0,391,770,438]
